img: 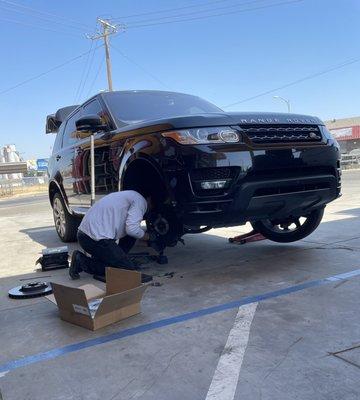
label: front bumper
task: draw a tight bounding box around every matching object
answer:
[162,140,341,228]
[183,174,339,227]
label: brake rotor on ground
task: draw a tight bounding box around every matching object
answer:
[8,281,52,299]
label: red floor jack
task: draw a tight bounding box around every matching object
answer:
[228,230,266,245]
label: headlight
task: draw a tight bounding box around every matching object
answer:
[161,126,240,145]
[321,127,335,140]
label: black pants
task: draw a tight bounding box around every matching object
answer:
[77,230,137,276]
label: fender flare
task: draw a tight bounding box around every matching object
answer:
[48,179,72,214]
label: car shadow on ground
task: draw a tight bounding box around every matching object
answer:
[17,208,360,280]
[19,226,79,252]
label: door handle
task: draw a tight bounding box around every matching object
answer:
[56,155,61,161]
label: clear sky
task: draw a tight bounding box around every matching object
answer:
[0,0,359,159]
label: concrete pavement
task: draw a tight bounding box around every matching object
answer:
[0,170,359,400]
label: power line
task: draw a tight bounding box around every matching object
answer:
[0,16,83,37]
[222,56,360,108]
[113,0,247,20]
[110,44,171,90]
[0,45,103,96]
[0,0,92,30]
[125,0,270,26]
[78,44,97,101]
[0,3,87,33]
[86,58,105,98]
[126,0,304,29]
[74,41,95,102]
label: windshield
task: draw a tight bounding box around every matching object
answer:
[102,91,222,125]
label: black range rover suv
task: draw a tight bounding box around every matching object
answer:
[46,90,341,245]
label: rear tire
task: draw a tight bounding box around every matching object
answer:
[251,208,324,243]
[52,193,80,242]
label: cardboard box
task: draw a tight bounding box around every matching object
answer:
[47,268,148,330]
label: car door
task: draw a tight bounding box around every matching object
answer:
[60,108,83,207]
[74,98,118,207]
[48,121,66,187]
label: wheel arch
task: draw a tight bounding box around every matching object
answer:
[120,154,169,202]
[48,179,72,214]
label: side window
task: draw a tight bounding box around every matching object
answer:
[52,123,65,153]
[83,99,103,116]
[62,109,81,148]
[83,99,112,129]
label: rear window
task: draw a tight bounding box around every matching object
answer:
[63,109,81,147]
[52,123,65,153]
[102,91,222,125]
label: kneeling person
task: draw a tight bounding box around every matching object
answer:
[69,189,151,279]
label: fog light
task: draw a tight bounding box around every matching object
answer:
[200,180,227,189]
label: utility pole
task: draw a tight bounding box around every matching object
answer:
[87,18,118,91]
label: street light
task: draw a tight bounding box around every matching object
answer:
[273,96,291,113]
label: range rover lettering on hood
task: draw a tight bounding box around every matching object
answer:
[238,117,318,124]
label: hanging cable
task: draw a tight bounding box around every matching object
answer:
[113,0,259,20]
[86,58,105,98]
[0,45,103,96]
[0,16,83,37]
[222,56,360,108]
[0,0,92,30]
[125,0,304,29]
[74,41,95,103]
[124,0,270,26]
[77,44,97,102]
[110,44,171,90]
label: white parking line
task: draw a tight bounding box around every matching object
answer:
[205,302,258,400]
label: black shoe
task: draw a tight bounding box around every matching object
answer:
[69,250,83,280]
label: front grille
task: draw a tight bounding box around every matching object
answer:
[240,124,322,144]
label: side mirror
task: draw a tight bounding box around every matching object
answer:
[75,114,105,134]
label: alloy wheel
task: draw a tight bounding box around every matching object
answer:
[262,216,308,234]
[53,197,66,238]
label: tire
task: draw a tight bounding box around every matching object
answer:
[52,192,80,242]
[251,208,324,243]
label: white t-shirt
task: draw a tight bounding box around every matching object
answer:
[79,191,147,241]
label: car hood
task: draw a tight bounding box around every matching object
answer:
[115,112,324,135]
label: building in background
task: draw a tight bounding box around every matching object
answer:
[0,144,23,180]
[325,117,360,154]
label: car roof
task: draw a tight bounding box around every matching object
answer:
[99,90,195,98]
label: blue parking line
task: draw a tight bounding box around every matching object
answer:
[1,268,360,374]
